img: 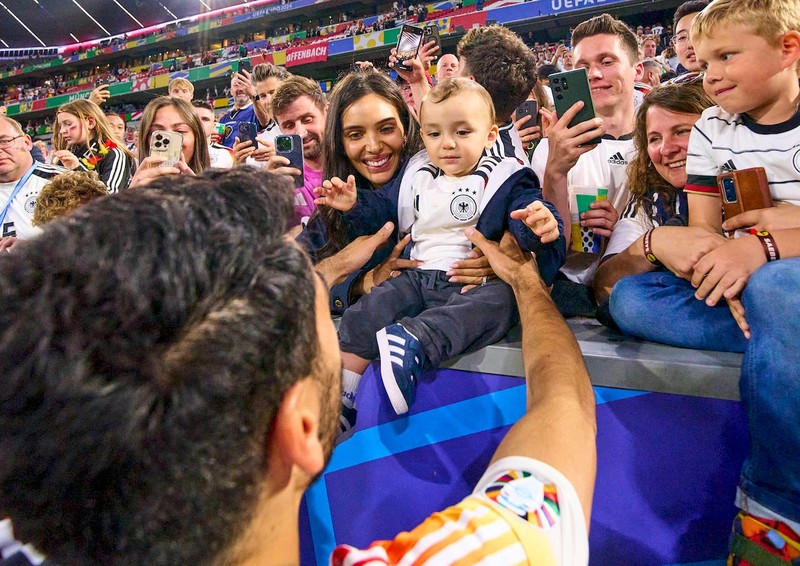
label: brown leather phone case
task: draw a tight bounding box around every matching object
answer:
[717,167,773,235]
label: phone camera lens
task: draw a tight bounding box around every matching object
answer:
[277,137,292,152]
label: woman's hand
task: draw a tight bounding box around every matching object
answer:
[314,175,358,212]
[722,204,800,233]
[650,225,726,280]
[51,150,80,170]
[129,155,193,188]
[232,137,255,165]
[510,201,560,243]
[359,234,422,295]
[691,235,766,306]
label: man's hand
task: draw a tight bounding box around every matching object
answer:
[545,101,604,178]
[417,39,439,72]
[513,114,542,148]
[389,47,432,89]
[691,235,766,306]
[232,137,256,164]
[464,229,542,290]
[88,85,110,106]
[317,222,396,288]
[232,70,256,98]
[580,200,618,238]
[722,204,800,233]
[0,236,18,254]
[510,201,560,243]
[314,175,357,212]
[249,138,275,162]
[650,226,726,280]
[446,245,497,293]
[265,155,302,177]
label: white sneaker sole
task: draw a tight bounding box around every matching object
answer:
[376,327,410,415]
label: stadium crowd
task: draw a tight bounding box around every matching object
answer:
[0,0,799,563]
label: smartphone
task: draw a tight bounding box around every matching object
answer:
[551,68,602,146]
[717,167,773,237]
[515,100,539,127]
[149,130,183,167]
[275,134,305,189]
[395,25,425,71]
[424,24,441,53]
[237,122,258,146]
[238,58,251,74]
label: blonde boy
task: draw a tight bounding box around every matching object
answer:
[672,0,800,559]
[317,78,565,437]
[168,78,194,102]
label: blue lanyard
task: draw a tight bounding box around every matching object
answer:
[0,164,35,228]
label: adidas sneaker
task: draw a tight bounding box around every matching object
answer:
[376,323,427,415]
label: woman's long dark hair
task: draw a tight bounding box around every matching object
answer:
[627,82,714,219]
[315,70,422,258]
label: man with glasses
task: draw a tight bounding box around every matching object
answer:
[672,1,709,74]
[0,117,65,242]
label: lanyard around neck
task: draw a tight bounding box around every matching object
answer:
[0,164,36,228]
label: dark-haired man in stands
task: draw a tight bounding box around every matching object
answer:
[219,63,288,148]
[672,0,709,74]
[0,167,596,566]
[532,14,640,317]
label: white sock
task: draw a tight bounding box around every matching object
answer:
[341,369,362,409]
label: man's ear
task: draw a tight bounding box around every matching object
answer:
[634,61,644,82]
[269,379,325,481]
[485,123,499,149]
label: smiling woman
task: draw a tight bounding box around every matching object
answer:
[592,81,714,304]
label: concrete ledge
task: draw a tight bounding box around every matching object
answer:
[334,317,744,401]
[442,319,743,401]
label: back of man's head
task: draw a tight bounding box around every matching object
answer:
[571,13,639,65]
[456,25,538,123]
[0,168,319,565]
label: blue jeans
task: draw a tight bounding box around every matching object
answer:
[610,260,800,522]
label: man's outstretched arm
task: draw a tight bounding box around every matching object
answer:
[466,229,597,530]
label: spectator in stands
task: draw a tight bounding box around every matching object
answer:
[641,35,659,59]
[168,77,194,102]
[299,71,424,314]
[32,170,107,227]
[672,0,709,74]
[52,99,135,193]
[130,96,209,187]
[435,53,459,82]
[218,68,266,148]
[258,76,327,227]
[0,116,65,241]
[612,1,800,560]
[191,100,234,169]
[536,63,558,107]
[31,140,49,163]
[0,168,595,566]
[316,78,563,438]
[104,112,126,143]
[640,58,664,88]
[532,14,640,317]
[593,81,714,305]
[251,63,290,142]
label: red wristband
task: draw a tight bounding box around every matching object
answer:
[753,230,780,262]
[643,229,661,266]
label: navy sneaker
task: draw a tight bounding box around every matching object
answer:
[376,323,426,415]
[337,404,358,444]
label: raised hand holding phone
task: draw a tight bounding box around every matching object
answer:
[314,175,357,211]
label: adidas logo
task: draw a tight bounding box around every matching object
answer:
[607,152,627,165]
[720,159,737,172]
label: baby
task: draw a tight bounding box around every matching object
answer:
[317,77,565,439]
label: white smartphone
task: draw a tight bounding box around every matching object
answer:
[149,130,183,167]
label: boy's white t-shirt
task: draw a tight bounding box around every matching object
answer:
[685,105,800,206]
